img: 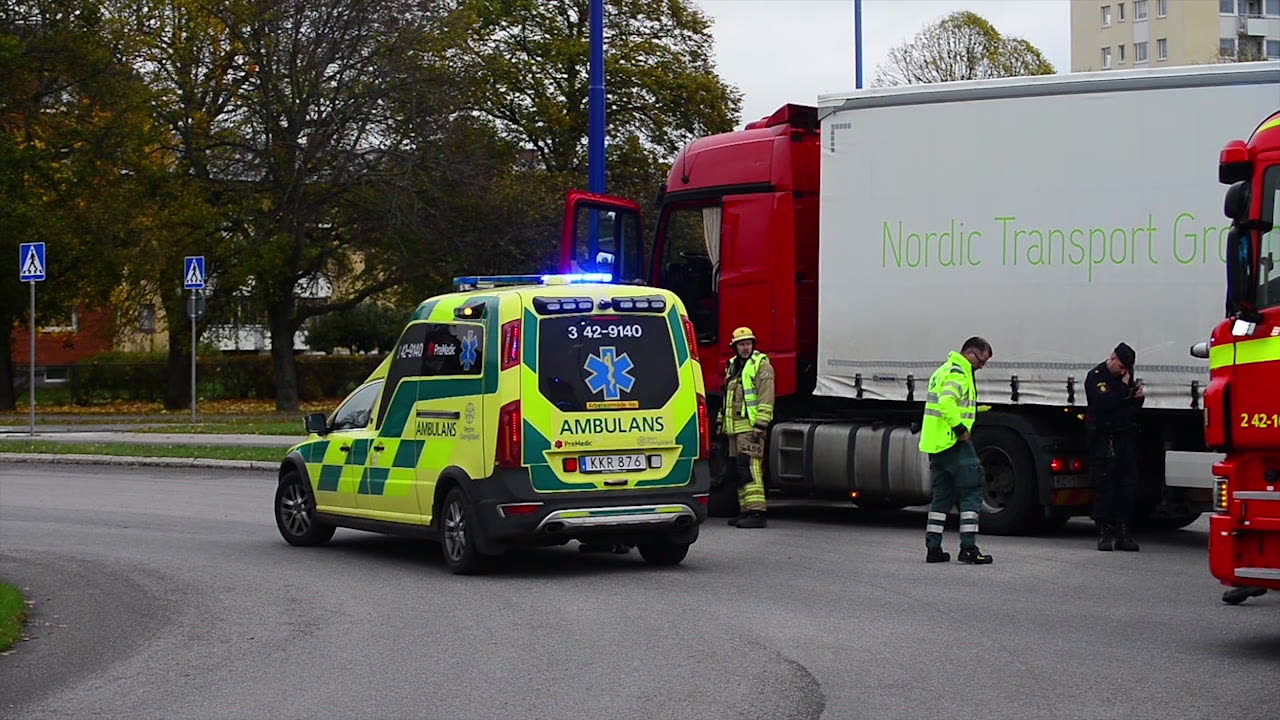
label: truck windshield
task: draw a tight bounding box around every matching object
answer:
[1260,165,1280,310]
[537,314,679,412]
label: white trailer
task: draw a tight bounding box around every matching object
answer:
[767,63,1280,532]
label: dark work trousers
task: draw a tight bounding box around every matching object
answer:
[925,441,984,551]
[1090,432,1137,526]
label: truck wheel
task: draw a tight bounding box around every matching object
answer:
[973,427,1039,535]
[275,471,336,547]
[1142,511,1202,530]
[440,487,488,575]
[638,538,690,566]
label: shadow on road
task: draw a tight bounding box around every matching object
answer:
[317,532,690,578]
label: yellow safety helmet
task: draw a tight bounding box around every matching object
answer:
[730,326,756,347]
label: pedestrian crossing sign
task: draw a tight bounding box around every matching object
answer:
[18,243,45,282]
[184,256,206,289]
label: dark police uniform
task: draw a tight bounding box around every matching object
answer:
[1084,356,1144,551]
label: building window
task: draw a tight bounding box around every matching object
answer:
[1221,37,1237,58]
[1102,4,1112,26]
[1135,0,1148,19]
[139,304,156,333]
[1135,41,1149,62]
[1102,46,1112,69]
[1268,39,1280,58]
[1118,2,1126,20]
[1157,38,1168,60]
[1243,0,1262,16]
[1267,0,1280,15]
[1119,43,1127,63]
[1158,0,1168,16]
[1220,0,1234,13]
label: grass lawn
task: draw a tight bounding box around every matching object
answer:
[0,582,25,652]
[138,420,307,436]
[0,440,283,463]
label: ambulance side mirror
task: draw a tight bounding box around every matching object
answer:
[304,413,329,436]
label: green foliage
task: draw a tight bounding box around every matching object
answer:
[0,582,24,652]
[68,352,384,404]
[874,11,1055,87]
[303,302,405,354]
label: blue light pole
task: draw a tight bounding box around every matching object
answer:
[854,0,863,89]
[589,0,606,194]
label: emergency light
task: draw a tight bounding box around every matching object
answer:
[452,273,612,291]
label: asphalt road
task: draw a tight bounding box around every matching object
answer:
[1,464,1277,720]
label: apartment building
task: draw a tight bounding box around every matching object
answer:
[1071,0,1280,72]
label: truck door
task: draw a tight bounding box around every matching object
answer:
[559,190,645,284]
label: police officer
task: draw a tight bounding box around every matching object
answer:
[919,337,994,564]
[1086,342,1144,552]
[722,327,774,529]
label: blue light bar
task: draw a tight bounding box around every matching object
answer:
[452,274,543,290]
[540,272,612,284]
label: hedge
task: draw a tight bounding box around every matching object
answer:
[62,353,386,405]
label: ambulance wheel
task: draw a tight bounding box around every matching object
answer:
[441,488,486,575]
[275,471,335,547]
[638,537,689,566]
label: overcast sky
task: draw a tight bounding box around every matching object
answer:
[693,0,1071,125]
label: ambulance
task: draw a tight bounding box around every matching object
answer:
[273,273,712,573]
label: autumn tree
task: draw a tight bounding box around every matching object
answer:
[874,11,1054,87]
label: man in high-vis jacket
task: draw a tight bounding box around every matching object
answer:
[919,337,995,565]
[722,326,774,529]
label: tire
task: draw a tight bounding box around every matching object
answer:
[440,487,487,575]
[638,537,690,566]
[1141,511,1202,531]
[972,426,1040,535]
[275,471,336,547]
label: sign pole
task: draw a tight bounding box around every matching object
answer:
[191,290,197,423]
[29,280,35,436]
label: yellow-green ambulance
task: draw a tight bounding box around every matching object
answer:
[274,274,712,573]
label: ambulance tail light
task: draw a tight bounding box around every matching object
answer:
[500,319,521,370]
[696,394,710,459]
[681,315,700,363]
[497,400,521,469]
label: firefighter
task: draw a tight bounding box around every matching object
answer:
[722,326,774,529]
[1085,342,1144,552]
[919,337,994,564]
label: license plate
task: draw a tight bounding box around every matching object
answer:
[579,454,647,473]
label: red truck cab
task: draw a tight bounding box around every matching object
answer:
[1206,111,1280,603]
[561,105,821,404]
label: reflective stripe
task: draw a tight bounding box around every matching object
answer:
[928,512,947,521]
[926,524,945,534]
[960,511,979,520]
[960,523,979,533]
[1257,116,1280,136]
[1209,343,1233,370]
[924,408,943,418]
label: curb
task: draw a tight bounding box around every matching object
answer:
[0,453,278,471]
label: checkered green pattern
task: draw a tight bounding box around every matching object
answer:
[300,437,426,496]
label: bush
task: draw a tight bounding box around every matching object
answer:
[67,353,386,405]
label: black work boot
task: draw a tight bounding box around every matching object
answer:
[727,512,747,527]
[1097,522,1114,552]
[735,510,767,529]
[926,547,951,563]
[1115,524,1140,552]
[958,546,993,564]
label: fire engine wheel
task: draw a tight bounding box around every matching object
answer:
[973,427,1039,535]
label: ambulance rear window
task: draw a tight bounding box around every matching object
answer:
[537,314,678,412]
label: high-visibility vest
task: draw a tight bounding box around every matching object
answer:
[919,351,977,454]
[724,351,772,435]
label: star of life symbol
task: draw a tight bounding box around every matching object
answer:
[460,329,479,371]
[584,346,636,401]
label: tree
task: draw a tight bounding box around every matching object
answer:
[457,0,741,229]
[874,11,1054,87]
[0,1,162,409]
[303,301,403,354]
